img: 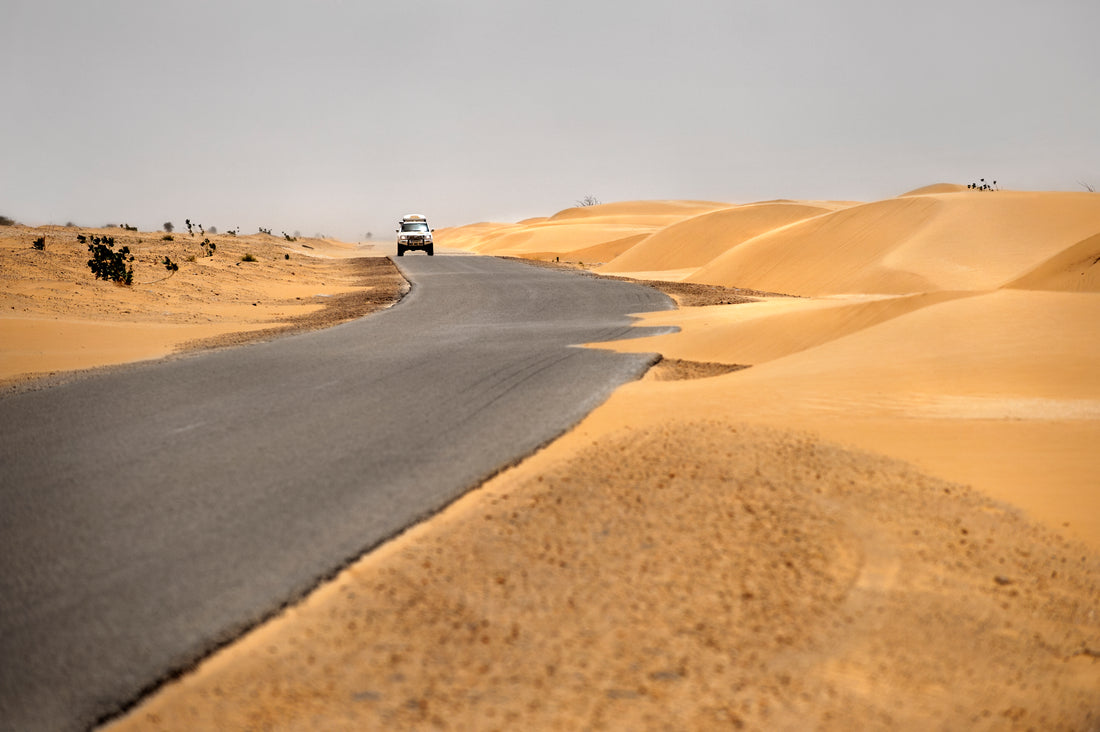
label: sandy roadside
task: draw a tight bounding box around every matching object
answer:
[103,376,1100,731]
[0,225,406,392]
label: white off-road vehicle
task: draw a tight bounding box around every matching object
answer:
[396,214,434,256]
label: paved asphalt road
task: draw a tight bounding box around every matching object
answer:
[0,254,674,731]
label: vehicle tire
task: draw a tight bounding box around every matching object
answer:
[397,245,405,256]
[427,244,434,256]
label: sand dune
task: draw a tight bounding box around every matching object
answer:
[731,289,1100,402]
[597,201,831,274]
[612,289,1100,406]
[597,267,1100,546]
[544,199,730,221]
[469,220,659,256]
[540,232,651,264]
[1007,230,1100,292]
[420,185,1100,548]
[433,221,519,252]
[597,290,968,366]
[899,182,970,195]
[430,187,1100,548]
[437,200,732,259]
[688,191,1100,295]
[444,190,1100,297]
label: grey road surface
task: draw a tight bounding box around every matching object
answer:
[0,254,674,732]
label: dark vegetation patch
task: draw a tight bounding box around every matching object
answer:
[647,358,750,381]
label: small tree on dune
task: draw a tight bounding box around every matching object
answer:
[163,221,174,233]
[85,234,134,285]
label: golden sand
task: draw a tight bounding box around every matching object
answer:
[7,186,1098,729]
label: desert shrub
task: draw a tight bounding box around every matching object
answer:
[241,252,257,262]
[282,231,297,242]
[968,178,998,191]
[208,225,217,234]
[200,237,216,256]
[162,256,178,272]
[258,227,272,235]
[576,194,601,207]
[163,221,174,233]
[32,236,45,250]
[86,234,134,285]
[120,223,138,231]
[162,234,174,241]
[0,214,15,226]
[284,253,290,260]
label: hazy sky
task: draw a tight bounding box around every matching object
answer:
[4,0,1098,240]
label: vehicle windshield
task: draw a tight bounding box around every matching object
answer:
[401,221,429,232]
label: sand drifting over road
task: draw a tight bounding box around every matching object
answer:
[443,189,1100,546]
[107,421,1100,730]
[591,192,1100,549]
[102,186,1100,729]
